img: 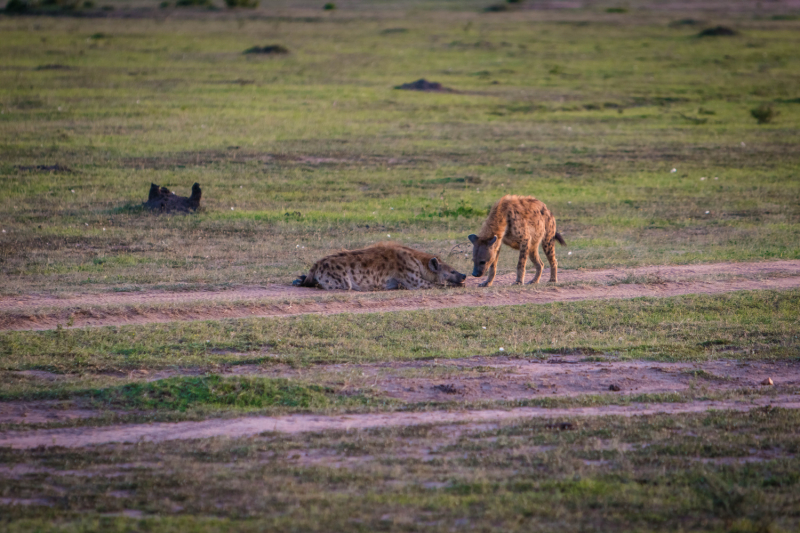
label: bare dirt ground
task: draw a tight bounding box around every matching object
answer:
[2,357,797,447]
[1,395,798,450]
[202,356,796,403]
[3,357,793,427]
[2,260,799,331]
[302,357,796,403]
[0,400,107,426]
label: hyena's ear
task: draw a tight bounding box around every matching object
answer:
[148,183,160,201]
[468,234,478,244]
[488,235,498,245]
[428,257,441,272]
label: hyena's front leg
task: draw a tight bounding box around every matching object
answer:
[479,261,498,287]
[515,241,530,285]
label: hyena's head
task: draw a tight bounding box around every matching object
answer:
[468,234,500,277]
[427,257,467,287]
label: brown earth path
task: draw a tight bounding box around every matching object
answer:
[2,260,799,331]
[2,395,798,450]
[3,358,796,427]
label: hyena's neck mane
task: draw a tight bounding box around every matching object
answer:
[478,204,507,241]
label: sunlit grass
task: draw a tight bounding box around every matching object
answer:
[1,10,799,294]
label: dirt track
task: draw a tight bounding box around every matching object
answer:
[3,357,793,428]
[1,260,799,331]
[1,395,797,449]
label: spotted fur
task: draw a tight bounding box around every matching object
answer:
[293,242,467,291]
[468,195,565,286]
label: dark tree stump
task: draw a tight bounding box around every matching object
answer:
[143,182,202,213]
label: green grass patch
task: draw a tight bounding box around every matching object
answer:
[3,289,799,375]
[82,375,343,411]
[0,375,382,412]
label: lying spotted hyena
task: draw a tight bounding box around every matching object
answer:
[468,195,566,286]
[293,242,467,291]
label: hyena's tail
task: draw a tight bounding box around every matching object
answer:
[554,232,566,246]
[293,264,319,287]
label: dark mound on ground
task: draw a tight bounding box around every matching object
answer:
[243,45,289,55]
[35,64,75,71]
[395,79,453,92]
[697,26,738,37]
[143,183,202,213]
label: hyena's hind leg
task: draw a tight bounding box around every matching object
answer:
[515,239,531,285]
[542,237,558,283]
[526,237,545,284]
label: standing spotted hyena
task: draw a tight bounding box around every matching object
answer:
[293,242,467,291]
[468,195,566,286]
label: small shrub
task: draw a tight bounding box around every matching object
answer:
[483,3,508,12]
[323,2,334,9]
[40,0,81,9]
[90,32,106,39]
[606,7,627,13]
[5,0,99,12]
[225,0,258,7]
[750,104,777,124]
[4,0,35,12]
[159,1,169,7]
[422,200,487,219]
[175,0,211,7]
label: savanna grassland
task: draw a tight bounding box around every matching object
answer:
[1,1,799,292]
[1,0,800,531]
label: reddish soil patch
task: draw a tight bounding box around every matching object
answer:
[366,358,795,403]
[1,395,798,449]
[218,357,797,404]
[1,260,798,331]
[4,357,794,429]
[0,401,109,425]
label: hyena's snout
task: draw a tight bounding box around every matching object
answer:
[451,271,467,286]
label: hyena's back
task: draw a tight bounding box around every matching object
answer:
[294,242,466,291]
